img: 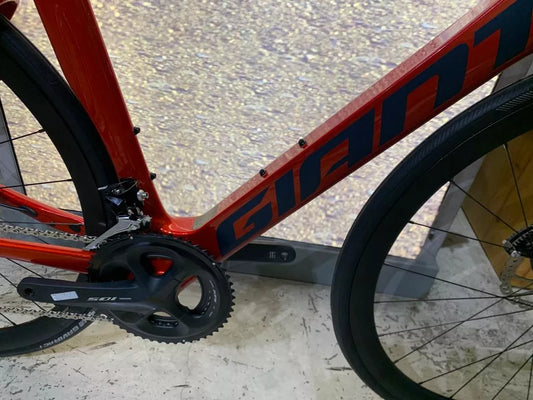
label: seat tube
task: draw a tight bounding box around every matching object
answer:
[34,0,172,229]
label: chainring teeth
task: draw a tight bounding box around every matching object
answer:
[89,233,234,344]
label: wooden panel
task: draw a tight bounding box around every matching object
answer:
[462,130,533,285]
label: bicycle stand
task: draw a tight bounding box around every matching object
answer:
[223,236,439,298]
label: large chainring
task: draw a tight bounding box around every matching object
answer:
[89,234,234,343]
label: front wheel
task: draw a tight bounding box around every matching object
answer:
[0,17,117,356]
[332,75,533,399]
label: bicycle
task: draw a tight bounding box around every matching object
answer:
[1,0,533,398]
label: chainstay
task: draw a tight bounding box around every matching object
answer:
[0,305,112,322]
[0,224,107,322]
[0,223,96,243]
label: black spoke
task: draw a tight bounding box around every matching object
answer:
[0,270,18,288]
[0,128,44,146]
[0,270,45,312]
[451,322,533,398]
[383,262,504,299]
[0,312,16,326]
[419,338,533,385]
[379,307,532,337]
[491,354,533,400]
[392,281,533,364]
[0,205,82,229]
[408,220,504,248]
[450,180,517,233]
[504,142,528,227]
[0,178,72,190]
[376,295,498,304]
[526,357,533,400]
[9,259,44,279]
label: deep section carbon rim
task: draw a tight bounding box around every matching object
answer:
[0,16,117,356]
[332,75,533,399]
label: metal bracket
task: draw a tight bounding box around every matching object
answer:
[84,215,151,250]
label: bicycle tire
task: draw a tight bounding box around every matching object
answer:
[0,16,117,356]
[332,74,533,399]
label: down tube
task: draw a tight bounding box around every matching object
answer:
[167,0,533,261]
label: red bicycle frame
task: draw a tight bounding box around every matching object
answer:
[0,0,532,271]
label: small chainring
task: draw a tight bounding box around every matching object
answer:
[89,234,233,343]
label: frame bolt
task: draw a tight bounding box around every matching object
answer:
[259,169,267,177]
[298,138,307,148]
[150,172,157,180]
[133,126,141,135]
[511,250,521,258]
[137,190,149,201]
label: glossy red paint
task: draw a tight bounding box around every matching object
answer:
[0,238,92,273]
[147,256,173,276]
[0,186,85,235]
[171,0,533,260]
[34,0,175,232]
[9,0,532,270]
[0,0,18,19]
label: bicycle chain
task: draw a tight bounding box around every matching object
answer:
[0,223,105,321]
[0,223,96,243]
[0,305,112,322]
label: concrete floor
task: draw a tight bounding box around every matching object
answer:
[1,273,378,400]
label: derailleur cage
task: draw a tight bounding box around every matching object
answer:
[85,178,152,250]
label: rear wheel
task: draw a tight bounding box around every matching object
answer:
[332,75,533,399]
[0,16,117,356]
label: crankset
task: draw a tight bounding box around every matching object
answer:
[17,235,234,343]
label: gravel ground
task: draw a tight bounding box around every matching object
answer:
[10,0,492,247]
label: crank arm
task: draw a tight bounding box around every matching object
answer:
[17,277,154,313]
